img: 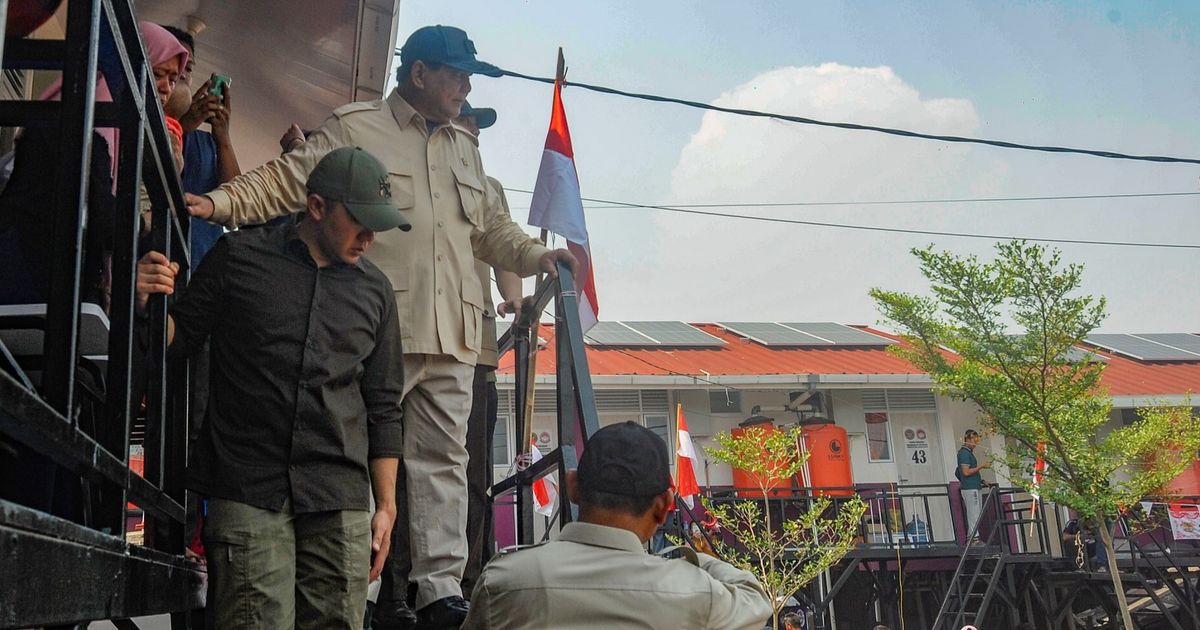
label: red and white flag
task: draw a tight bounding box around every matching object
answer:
[675,403,702,508]
[529,438,559,517]
[527,78,598,332]
[1032,442,1047,500]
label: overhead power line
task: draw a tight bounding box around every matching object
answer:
[508,190,1200,210]
[503,187,1200,250]
[495,69,1200,166]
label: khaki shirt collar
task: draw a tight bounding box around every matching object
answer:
[387,90,454,139]
[559,522,647,554]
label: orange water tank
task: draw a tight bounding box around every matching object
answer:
[730,423,794,498]
[801,421,854,496]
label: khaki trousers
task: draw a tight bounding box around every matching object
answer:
[401,353,475,607]
[202,497,371,630]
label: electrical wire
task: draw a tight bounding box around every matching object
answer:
[492,68,1200,166]
[507,190,1200,210]
[502,188,1200,250]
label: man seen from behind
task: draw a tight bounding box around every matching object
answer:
[463,422,773,629]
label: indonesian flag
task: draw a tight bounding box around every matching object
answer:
[527,78,598,332]
[1032,442,1047,500]
[675,403,702,508]
[529,438,558,517]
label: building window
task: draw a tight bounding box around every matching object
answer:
[493,415,510,468]
[709,390,742,414]
[644,414,671,454]
[865,412,893,462]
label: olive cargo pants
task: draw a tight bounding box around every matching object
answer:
[203,497,371,629]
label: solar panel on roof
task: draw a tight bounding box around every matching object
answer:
[1084,334,1200,361]
[1062,347,1108,363]
[718,322,831,346]
[622,321,726,346]
[781,322,895,346]
[1136,333,1200,357]
[584,321,658,346]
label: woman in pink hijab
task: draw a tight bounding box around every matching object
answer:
[0,21,188,308]
[38,21,189,174]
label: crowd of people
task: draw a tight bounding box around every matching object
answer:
[0,20,770,630]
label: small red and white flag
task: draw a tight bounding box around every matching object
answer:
[529,438,559,517]
[527,77,598,332]
[675,403,702,508]
[1032,442,1047,500]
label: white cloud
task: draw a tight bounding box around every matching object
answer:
[591,63,1200,332]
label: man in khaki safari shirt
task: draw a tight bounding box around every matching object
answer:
[464,423,772,629]
[186,25,577,627]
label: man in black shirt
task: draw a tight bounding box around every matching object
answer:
[136,146,410,629]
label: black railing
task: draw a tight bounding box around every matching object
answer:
[0,0,200,627]
[491,261,600,546]
[703,483,965,550]
[932,488,1054,630]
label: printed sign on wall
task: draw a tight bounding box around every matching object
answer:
[903,427,930,465]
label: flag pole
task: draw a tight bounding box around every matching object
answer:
[521,48,567,459]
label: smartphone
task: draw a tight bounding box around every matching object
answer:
[208,75,232,97]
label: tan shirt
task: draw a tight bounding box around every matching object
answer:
[205,92,549,364]
[474,177,510,369]
[463,522,773,630]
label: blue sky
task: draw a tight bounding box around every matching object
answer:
[395,1,1200,332]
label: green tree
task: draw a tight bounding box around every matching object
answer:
[704,424,866,627]
[870,240,1200,629]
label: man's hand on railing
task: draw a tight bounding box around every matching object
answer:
[538,248,578,279]
[136,251,178,316]
[185,193,215,220]
[497,297,523,322]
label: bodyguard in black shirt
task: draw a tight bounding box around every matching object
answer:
[136,146,411,629]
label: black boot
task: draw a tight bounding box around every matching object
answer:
[415,596,470,629]
[373,598,418,630]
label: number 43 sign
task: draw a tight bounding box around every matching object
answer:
[904,427,930,465]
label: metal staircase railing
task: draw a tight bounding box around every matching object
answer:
[932,489,1052,630]
[932,489,1004,630]
[1117,512,1200,628]
[0,0,200,627]
[490,261,600,545]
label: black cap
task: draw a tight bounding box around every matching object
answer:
[460,100,496,129]
[400,25,502,78]
[578,422,672,497]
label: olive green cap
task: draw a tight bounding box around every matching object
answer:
[306,147,411,232]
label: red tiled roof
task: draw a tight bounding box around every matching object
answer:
[498,323,1200,398]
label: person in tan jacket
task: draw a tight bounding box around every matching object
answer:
[185,25,576,628]
[464,422,773,629]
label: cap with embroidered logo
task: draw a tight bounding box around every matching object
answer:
[400,25,502,78]
[306,146,411,232]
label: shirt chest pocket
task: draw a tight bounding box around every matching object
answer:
[387,171,417,215]
[450,160,485,229]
